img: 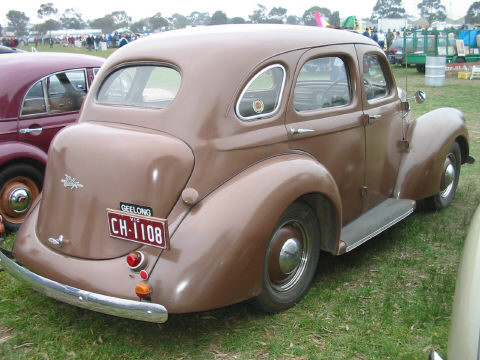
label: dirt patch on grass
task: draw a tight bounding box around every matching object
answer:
[0,327,13,345]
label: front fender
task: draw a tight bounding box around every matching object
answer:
[0,141,48,168]
[151,153,342,313]
[394,108,469,200]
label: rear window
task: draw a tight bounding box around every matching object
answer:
[97,65,181,109]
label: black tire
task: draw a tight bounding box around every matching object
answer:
[416,64,425,73]
[426,142,461,210]
[250,201,320,312]
[0,164,43,232]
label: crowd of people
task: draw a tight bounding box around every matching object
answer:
[1,31,136,51]
[1,37,20,48]
[362,28,399,50]
[83,33,133,50]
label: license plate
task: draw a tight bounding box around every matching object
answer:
[107,209,169,249]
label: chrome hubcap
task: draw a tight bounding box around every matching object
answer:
[279,238,302,274]
[267,222,309,292]
[440,156,455,199]
[8,187,32,214]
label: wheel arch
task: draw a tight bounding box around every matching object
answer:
[148,153,343,313]
[455,134,470,164]
[0,141,48,174]
[299,192,339,255]
[0,157,46,175]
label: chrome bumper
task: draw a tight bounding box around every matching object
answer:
[0,249,168,323]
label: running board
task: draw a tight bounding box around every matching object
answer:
[340,199,416,253]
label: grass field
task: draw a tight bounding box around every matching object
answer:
[18,43,115,58]
[1,46,479,359]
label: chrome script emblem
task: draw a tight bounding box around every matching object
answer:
[61,174,84,190]
[48,235,64,247]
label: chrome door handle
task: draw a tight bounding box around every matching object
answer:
[19,127,43,135]
[369,114,382,120]
[290,128,314,136]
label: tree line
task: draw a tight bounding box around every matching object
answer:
[2,1,480,37]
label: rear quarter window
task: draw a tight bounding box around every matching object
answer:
[236,64,286,121]
[97,65,181,109]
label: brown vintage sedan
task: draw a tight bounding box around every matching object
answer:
[0,25,474,323]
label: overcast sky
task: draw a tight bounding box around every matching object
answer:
[0,0,473,28]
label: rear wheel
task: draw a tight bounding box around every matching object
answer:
[250,201,320,312]
[426,142,461,210]
[0,164,43,231]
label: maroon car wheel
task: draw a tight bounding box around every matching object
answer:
[0,164,43,231]
[251,201,320,312]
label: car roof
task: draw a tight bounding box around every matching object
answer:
[0,52,104,119]
[103,24,378,71]
[1,52,104,86]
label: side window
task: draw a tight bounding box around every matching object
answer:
[363,55,389,101]
[294,56,351,112]
[47,70,87,113]
[236,64,286,121]
[21,81,47,116]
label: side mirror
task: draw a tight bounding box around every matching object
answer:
[414,90,426,104]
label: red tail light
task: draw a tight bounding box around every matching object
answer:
[126,251,145,270]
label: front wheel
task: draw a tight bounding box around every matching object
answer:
[426,142,461,210]
[250,201,320,312]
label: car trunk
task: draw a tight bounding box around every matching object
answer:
[36,121,194,259]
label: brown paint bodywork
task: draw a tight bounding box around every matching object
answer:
[394,108,469,200]
[13,25,471,315]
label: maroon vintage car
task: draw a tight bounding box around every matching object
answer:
[0,25,474,323]
[0,52,103,231]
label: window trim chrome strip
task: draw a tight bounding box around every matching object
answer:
[236,64,287,122]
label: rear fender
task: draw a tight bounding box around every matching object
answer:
[151,153,342,313]
[0,141,48,169]
[394,108,469,200]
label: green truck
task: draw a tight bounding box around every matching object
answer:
[401,29,480,72]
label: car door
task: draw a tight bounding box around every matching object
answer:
[18,69,89,153]
[355,44,403,211]
[285,45,366,225]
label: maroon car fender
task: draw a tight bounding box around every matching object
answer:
[394,108,469,201]
[151,153,342,314]
[0,141,48,167]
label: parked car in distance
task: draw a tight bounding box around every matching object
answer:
[387,36,435,65]
[0,52,104,231]
[0,45,25,54]
[0,25,474,323]
[429,205,480,360]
